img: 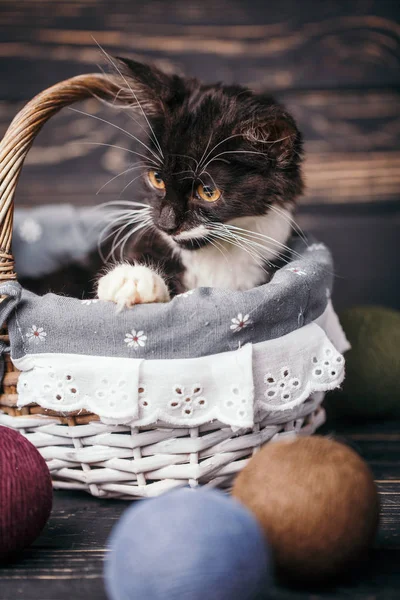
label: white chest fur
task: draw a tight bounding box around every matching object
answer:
[180,209,292,291]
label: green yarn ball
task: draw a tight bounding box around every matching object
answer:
[327,306,400,419]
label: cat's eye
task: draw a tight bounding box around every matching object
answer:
[197,184,221,202]
[148,170,165,190]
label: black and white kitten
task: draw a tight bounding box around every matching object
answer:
[97,57,303,308]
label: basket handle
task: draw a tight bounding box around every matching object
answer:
[0,73,123,282]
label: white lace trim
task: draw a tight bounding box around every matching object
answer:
[14,345,254,428]
[316,299,351,354]
[251,320,345,413]
[16,355,141,421]
[13,313,345,429]
[253,336,344,413]
[136,344,254,427]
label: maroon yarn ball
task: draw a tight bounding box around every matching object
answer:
[0,426,53,560]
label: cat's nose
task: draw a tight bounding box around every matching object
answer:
[156,205,179,235]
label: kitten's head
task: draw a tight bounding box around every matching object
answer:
[113,57,303,250]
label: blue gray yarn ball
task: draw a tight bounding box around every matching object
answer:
[104,488,271,600]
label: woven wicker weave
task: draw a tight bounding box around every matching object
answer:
[0,74,326,498]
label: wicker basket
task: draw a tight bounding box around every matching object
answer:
[0,74,337,499]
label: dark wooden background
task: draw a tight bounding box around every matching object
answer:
[1,4,400,600]
[1,0,400,207]
[0,0,399,310]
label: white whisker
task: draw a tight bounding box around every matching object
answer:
[214,226,294,267]
[209,158,231,166]
[225,229,294,256]
[197,132,214,171]
[209,221,290,267]
[81,141,159,166]
[69,107,162,165]
[199,169,220,192]
[268,204,308,245]
[98,219,131,262]
[97,209,151,235]
[208,226,270,271]
[118,220,153,262]
[248,134,293,146]
[108,219,152,263]
[217,234,269,272]
[98,220,129,259]
[198,133,245,170]
[215,223,302,259]
[92,209,148,239]
[96,164,150,195]
[226,234,292,265]
[119,172,149,196]
[170,153,199,171]
[203,149,267,171]
[204,234,230,265]
[173,169,195,177]
[97,208,152,261]
[93,39,164,159]
[96,62,164,159]
[93,200,151,211]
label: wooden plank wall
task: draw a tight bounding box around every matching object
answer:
[0,1,399,308]
[1,0,399,207]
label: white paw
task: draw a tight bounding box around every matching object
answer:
[97,264,170,310]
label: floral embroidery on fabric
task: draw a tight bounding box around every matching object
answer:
[19,218,43,243]
[168,384,207,417]
[81,299,99,306]
[286,267,307,276]
[26,325,47,344]
[138,385,150,409]
[223,384,252,420]
[35,370,81,406]
[95,376,129,408]
[263,346,344,407]
[311,347,343,379]
[264,368,298,403]
[124,329,147,349]
[230,313,251,333]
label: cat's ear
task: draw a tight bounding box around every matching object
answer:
[240,106,302,168]
[109,56,173,117]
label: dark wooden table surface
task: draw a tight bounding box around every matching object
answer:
[1,419,400,600]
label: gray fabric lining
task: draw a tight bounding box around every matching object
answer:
[1,208,334,360]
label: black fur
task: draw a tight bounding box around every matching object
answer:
[116,57,303,257]
[23,58,304,298]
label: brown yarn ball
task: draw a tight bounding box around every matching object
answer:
[232,436,379,583]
